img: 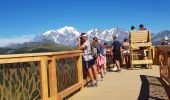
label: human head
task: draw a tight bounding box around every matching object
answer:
[139,24,144,30]
[124,38,128,42]
[80,33,88,42]
[93,36,98,42]
[103,43,108,48]
[113,35,118,40]
[131,26,135,30]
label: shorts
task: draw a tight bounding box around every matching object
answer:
[83,59,95,69]
[123,50,130,56]
[112,51,121,61]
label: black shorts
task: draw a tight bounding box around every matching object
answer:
[83,59,95,69]
[113,51,121,61]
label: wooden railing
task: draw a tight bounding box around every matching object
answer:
[0,50,84,100]
[154,46,170,85]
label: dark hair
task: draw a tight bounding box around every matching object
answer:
[139,24,144,28]
[131,26,135,30]
[93,37,98,42]
[124,38,128,42]
[104,43,108,45]
[113,35,117,40]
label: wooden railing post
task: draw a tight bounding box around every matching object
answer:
[48,57,60,100]
[77,53,84,89]
[40,56,49,100]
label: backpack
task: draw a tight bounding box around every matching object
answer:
[90,41,98,58]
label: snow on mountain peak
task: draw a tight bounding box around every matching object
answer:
[43,30,56,36]
[56,26,80,36]
[33,26,128,46]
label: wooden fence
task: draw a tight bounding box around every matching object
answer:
[0,50,84,100]
[154,46,170,85]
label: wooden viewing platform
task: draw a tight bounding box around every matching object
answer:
[0,46,169,100]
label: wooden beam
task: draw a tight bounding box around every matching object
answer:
[0,50,83,59]
[48,57,59,99]
[58,83,82,99]
[132,60,153,64]
[40,57,49,99]
[77,54,83,90]
[131,43,152,47]
[0,57,41,64]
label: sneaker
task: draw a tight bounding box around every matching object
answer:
[100,77,104,81]
[91,82,97,87]
[111,67,118,72]
[91,81,97,87]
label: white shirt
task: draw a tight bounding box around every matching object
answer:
[83,40,93,61]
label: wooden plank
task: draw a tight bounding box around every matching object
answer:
[0,57,41,64]
[40,57,49,99]
[54,53,80,59]
[58,83,82,99]
[77,54,84,90]
[48,57,59,99]
[132,60,153,64]
[0,50,83,59]
[131,43,152,47]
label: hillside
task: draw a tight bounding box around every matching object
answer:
[152,30,170,45]
[0,41,76,55]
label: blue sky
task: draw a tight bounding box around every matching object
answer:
[0,0,170,46]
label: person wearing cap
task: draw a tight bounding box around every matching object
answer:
[111,35,122,72]
[77,33,98,86]
[161,37,170,45]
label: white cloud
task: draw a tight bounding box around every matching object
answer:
[0,35,35,47]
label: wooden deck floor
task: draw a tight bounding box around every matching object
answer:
[70,65,170,100]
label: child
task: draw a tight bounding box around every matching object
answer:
[102,43,107,75]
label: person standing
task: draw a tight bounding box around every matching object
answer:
[77,33,98,86]
[122,38,130,68]
[111,35,122,71]
[92,37,105,81]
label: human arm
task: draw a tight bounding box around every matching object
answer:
[77,37,86,50]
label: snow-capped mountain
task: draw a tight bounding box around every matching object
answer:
[32,26,129,45]
[87,28,129,42]
[33,26,80,45]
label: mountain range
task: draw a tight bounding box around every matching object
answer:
[0,26,169,55]
[32,26,170,46]
[32,26,129,46]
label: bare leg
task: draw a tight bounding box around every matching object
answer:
[92,64,98,81]
[104,57,107,74]
[125,56,128,68]
[115,60,121,70]
[87,68,95,83]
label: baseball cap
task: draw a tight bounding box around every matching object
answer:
[80,33,87,37]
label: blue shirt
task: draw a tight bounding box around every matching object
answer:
[112,40,121,52]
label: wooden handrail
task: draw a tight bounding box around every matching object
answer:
[0,50,84,100]
[0,50,82,59]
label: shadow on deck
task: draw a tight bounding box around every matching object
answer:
[138,75,170,100]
